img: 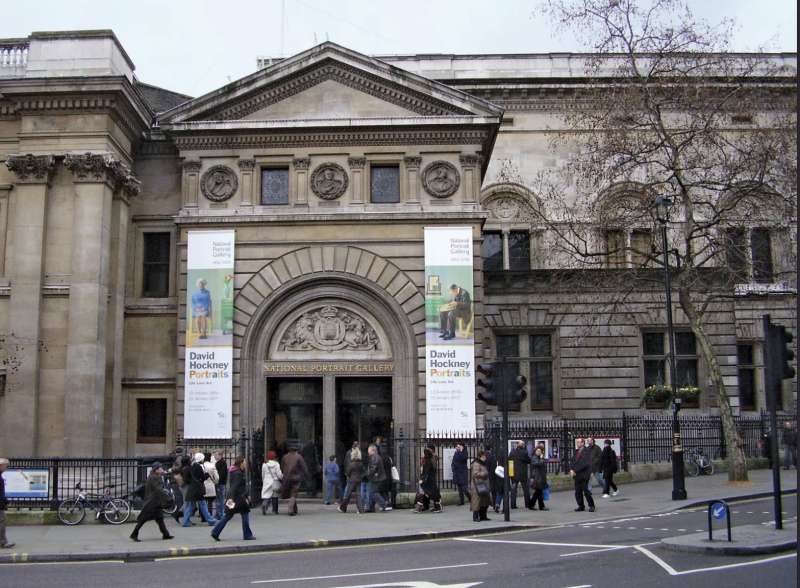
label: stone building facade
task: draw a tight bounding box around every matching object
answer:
[0,31,795,459]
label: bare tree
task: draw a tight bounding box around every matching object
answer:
[536,0,797,481]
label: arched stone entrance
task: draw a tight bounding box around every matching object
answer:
[236,247,422,481]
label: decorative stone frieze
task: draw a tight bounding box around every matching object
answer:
[279,305,381,352]
[459,154,482,168]
[200,165,238,202]
[347,156,366,169]
[237,158,256,171]
[403,156,422,169]
[5,154,56,183]
[182,160,202,172]
[310,163,348,200]
[421,160,460,198]
[292,157,310,170]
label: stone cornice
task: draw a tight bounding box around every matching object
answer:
[63,152,141,197]
[182,160,202,172]
[5,153,56,183]
[174,210,487,225]
[170,126,491,151]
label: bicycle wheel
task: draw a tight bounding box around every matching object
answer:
[685,459,700,477]
[704,461,715,476]
[57,498,86,525]
[102,498,131,524]
[161,489,178,515]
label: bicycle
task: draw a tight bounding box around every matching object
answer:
[684,448,714,477]
[57,482,132,525]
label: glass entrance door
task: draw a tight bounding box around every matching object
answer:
[269,378,323,495]
[336,378,392,460]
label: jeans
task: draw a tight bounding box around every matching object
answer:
[589,471,603,491]
[324,480,340,504]
[339,479,363,512]
[367,481,386,511]
[214,483,226,517]
[211,510,253,540]
[783,445,797,468]
[182,499,217,526]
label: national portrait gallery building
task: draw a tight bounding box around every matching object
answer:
[0,31,795,461]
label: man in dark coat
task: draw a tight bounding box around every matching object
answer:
[570,438,595,512]
[281,445,309,516]
[587,437,603,489]
[0,458,13,549]
[508,440,531,509]
[438,284,472,340]
[130,462,174,541]
[213,451,228,518]
[366,444,389,512]
[451,443,470,505]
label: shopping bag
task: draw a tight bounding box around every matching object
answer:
[543,484,551,502]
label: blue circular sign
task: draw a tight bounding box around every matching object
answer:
[711,502,727,520]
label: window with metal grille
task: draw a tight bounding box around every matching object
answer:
[261,168,289,205]
[508,231,530,270]
[370,165,400,203]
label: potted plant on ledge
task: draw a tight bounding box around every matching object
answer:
[641,384,702,409]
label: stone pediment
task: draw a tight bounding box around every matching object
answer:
[158,43,502,124]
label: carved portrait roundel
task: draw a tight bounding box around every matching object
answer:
[421,161,460,198]
[201,165,238,202]
[310,163,349,200]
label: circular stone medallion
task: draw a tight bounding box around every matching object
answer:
[421,161,460,198]
[310,163,349,200]
[200,165,238,202]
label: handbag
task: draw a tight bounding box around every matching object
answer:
[225,498,236,510]
[474,480,491,496]
[271,479,282,493]
[391,466,400,482]
[494,465,505,478]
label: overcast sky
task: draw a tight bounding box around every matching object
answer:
[2,0,796,97]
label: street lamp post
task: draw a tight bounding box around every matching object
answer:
[653,195,687,501]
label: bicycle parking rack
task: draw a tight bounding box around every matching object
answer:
[707,499,732,542]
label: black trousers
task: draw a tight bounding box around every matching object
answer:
[510,478,530,508]
[531,487,545,509]
[574,477,594,509]
[603,472,618,494]
[131,514,169,538]
[456,482,471,505]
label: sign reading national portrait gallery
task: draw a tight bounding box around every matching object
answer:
[424,227,476,437]
[184,230,235,438]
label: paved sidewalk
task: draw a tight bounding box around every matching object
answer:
[661,521,797,555]
[1,468,795,563]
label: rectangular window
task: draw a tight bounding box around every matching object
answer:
[370,165,400,203]
[529,334,553,410]
[737,344,757,411]
[142,232,171,298]
[261,168,289,205]
[724,227,748,282]
[630,229,653,267]
[0,370,5,396]
[605,230,625,268]
[509,231,531,271]
[750,228,773,283]
[483,232,503,271]
[642,331,699,408]
[137,398,167,444]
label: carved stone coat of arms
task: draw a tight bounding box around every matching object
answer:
[279,306,380,352]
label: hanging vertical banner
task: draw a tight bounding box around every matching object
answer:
[184,230,235,438]
[424,226,476,437]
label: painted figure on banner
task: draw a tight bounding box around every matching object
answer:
[192,278,212,340]
[438,283,472,341]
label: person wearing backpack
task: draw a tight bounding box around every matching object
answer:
[600,439,619,497]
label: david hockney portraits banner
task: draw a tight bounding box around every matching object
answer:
[424,226,476,437]
[184,230,235,438]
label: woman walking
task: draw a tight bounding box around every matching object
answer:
[211,456,256,541]
[261,451,283,514]
[337,445,365,513]
[414,446,442,513]
[600,439,619,497]
[530,446,548,510]
[182,452,217,527]
[202,453,218,516]
[469,450,491,522]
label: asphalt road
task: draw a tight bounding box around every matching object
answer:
[2,496,796,588]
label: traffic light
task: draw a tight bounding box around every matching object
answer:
[509,374,528,410]
[764,316,796,408]
[778,327,795,380]
[476,363,497,406]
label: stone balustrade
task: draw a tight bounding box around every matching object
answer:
[0,40,29,72]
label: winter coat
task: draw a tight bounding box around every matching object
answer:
[380,455,394,493]
[782,429,797,448]
[600,446,618,476]
[508,446,531,480]
[571,447,593,483]
[589,444,603,473]
[215,458,229,486]
[0,471,8,511]
[203,461,218,498]
[226,467,250,514]
[451,448,469,487]
[469,459,491,512]
[281,451,309,483]
[138,471,168,519]
[346,458,365,483]
[530,454,548,491]
[186,462,207,501]
[419,456,440,500]
[485,451,502,494]
[260,460,283,499]
[366,452,387,483]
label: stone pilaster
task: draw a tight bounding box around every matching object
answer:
[3,154,55,456]
[347,156,366,205]
[0,184,10,277]
[238,158,256,207]
[62,152,123,456]
[403,156,422,205]
[459,154,482,204]
[181,160,202,208]
[293,157,310,206]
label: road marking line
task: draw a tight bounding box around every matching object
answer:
[0,560,125,567]
[627,527,637,530]
[562,585,592,588]
[677,529,687,532]
[560,546,629,557]
[635,546,797,576]
[612,526,621,529]
[251,562,489,584]
[455,538,621,549]
[644,528,653,530]
[660,528,669,531]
